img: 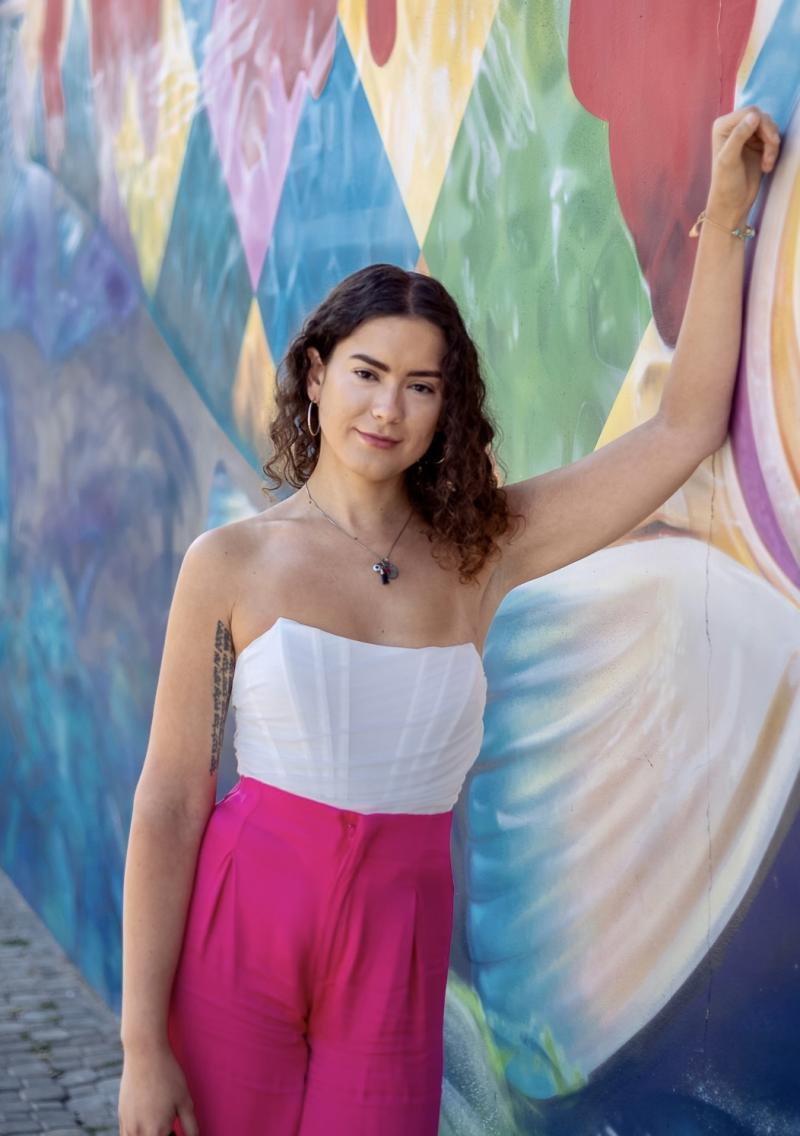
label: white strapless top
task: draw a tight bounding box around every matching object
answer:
[230,616,487,814]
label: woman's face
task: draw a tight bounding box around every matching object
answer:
[306,316,446,480]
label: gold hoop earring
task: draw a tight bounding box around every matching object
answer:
[306,400,320,437]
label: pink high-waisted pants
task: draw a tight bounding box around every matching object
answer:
[167,775,455,1135]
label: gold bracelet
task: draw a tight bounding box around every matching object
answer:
[689,209,756,241]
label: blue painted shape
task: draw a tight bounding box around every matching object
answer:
[0,301,201,1009]
[180,0,219,70]
[59,0,100,218]
[739,0,800,132]
[154,105,253,457]
[258,20,419,366]
[0,166,137,359]
[0,367,10,581]
[206,458,258,530]
[26,67,48,169]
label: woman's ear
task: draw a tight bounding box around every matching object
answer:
[306,347,324,401]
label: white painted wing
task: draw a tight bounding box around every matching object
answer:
[462,536,800,1099]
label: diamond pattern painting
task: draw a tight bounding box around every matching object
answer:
[1,1,798,1132]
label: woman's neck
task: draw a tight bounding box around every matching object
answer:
[303,463,414,535]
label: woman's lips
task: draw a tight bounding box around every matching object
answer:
[356,429,401,448]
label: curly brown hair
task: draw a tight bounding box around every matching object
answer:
[262,263,523,584]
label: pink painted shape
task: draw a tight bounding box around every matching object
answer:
[201,0,337,288]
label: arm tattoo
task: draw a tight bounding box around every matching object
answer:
[210,620,234,775]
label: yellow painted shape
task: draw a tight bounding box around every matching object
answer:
[339,0,499,245]
[595,320,665,448]
[772,172,800,488]
[20,1,48,75]
[111,0,197,293]
[595,319,797,606]
[233,300,278,466]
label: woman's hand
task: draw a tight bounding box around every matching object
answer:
[706,105,781,226]
[118,1041,199,1136]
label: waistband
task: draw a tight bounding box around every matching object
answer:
[225,775,454,859]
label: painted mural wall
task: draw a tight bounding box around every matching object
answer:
[1,1,798,1133]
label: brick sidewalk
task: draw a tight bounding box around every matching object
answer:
[0,868,121,1134]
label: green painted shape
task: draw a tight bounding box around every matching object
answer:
[424,0,651,482]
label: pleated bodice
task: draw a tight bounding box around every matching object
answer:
[230,617,487,814]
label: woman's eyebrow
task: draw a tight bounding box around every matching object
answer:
[349,353,442,379]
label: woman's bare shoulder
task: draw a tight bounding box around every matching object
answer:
[183,496,307,608]
[188,496,296,561]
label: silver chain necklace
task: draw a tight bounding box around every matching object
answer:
[304,481,414,585]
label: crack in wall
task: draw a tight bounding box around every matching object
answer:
[716,0,724,110]
[701,448,718,1066]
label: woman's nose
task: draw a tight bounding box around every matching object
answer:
[371,389,402,420]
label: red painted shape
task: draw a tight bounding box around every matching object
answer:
[88,0,162,70]
[568,0,756,346]
[41,0,66,119]
[367,0,397,67]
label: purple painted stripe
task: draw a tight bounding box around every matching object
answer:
[729,225,800,586]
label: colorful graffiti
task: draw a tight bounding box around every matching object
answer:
[0,1,798,1133]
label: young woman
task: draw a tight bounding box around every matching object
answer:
[117,105,780,1136]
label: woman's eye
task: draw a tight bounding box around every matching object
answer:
[353,370,433,394]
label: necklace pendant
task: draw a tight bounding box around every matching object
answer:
[373,558,399,584]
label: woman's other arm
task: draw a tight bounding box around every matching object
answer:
[118,525,239,1135]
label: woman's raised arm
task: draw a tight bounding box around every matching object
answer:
[492,106,781,597]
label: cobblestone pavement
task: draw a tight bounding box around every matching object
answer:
[0,868,121,1134]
